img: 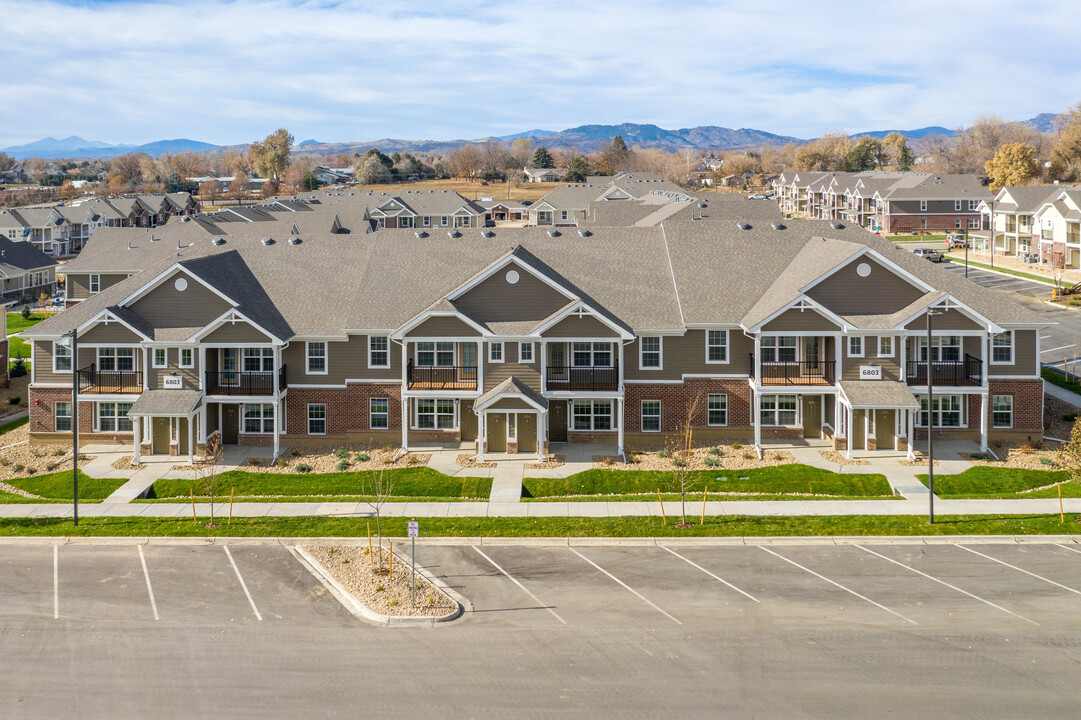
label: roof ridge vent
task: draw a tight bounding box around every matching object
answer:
[547,229,561,237]
[737,222,751,230]
[578,228,592,237]
[261,237,275,245]
[829,220,844,229]
[448,230,461,238]
[771,221,786,230]
[415,230,428,238]
[288,236,301,245]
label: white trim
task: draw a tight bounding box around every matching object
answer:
[447,253,578,304]
[519,341,534,363]
[391,309,490,340]
[367,335,390,369]
[705,329,729,364]
[188,308,280,345]
[640,399,661,432]
[75,308,151,341]
[990,330,1015,366]
[639,335,663,370]
[179,348,194,369]
[848,336,864,358]
[747,295,847,333]
[119,263,238,309]
[51,340,72,374]
[475,391,547,413]
[488,341,504,364]
[151,347,167,369]
[533,301,632,340]
[369,397,390,430]
[306,340,328,375]
[707,393,728,427]
[307,403,327,436]
[877,336,894,358]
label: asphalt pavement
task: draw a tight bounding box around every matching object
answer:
[4,538,1081,718]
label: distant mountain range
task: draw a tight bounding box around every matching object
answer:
[2,112,1066,161]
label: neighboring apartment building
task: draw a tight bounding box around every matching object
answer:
[367,190,488,229]
[528,176,686,226]
[1032,188,1081,269]
[774,172,990,234]
[523,167,565,183]
[0,237,60,304]
[22,209,1047,465]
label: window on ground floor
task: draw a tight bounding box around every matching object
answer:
[708,394,728,426]
[308,404,326,435]
[370,398,389,429]
[416,398,455,429]
[641,400,661,432]
[96,402,133,432]
[243,403,275,434]
[917,395,963,427]
[760,395,797,426]
[992,395,1013,428]
[573,400,612,431]
[55,402,72,432]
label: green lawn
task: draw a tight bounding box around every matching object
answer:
[0,416,27,435]
[1043,367,1081,396]
[142,467,492,503]
[0,513,1075,538]
[7,311,48,362]
[3,471,127,503]
[917,466,1081,499]
[523,465,896,501]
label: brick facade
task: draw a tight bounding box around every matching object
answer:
[883,214,982,234]
[28,386,132,444]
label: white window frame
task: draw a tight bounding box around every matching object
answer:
[917,335,961,362]
[708,393,728,426]
[968,200,977,211]
[179,348,194,368]
[969,218,980,229]
[307,403,326,435]
[96,401,133,433]
[991,331,1014,365]
[368,336,389,369]
[243,347,274,373]
[641,400,661,433]
[917,395,964,428]
[306,341,327,375]
[89,274,100,294]
[422,216,430,227]
[414,398,456,430]
[417,341,455,367]
[954,200,962,211]
[877,336,893,358]
[572,400,613,431]
[53,341,72,373]
[848,336,864,358]
[152,347,167,369]
[488,342,504,364]
[97,346,135,372]
[760,394,797,427]
[571,342,612,368]
[519,342,534,363]
[54,401,72,432]
[706,329,729,364]
[370,398,389,430]
[242,403,275,434]
[992,395,1013,428]
[920,200,927,212]
[639,336,662,370]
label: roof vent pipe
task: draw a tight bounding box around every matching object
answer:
[771,221,786,230]
[261,237,275,245]
[737,222,751,230]
[288,237,301,245]
[547,229,561,237]
[829,220,844,230]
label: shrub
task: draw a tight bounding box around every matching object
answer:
[355,453,370,462]
[389,598,398,607]
[1040,456,1056,466]
[671,457,687,467]
[707,446,721,456]
[45,462,57,472]
[380,445,393,454]
[1019,443,1031,455]
[8,355,26,378]
[52,448,65,456]
[1064,413,1079,422]
[295,463,312,474]
[704,456,720,467]
[657,447,671,458]
[12,463,23,472]
[25,468,36,475]
[275,458,288,468]
[731,441,743,450]
[333,448,349,460]
[247,458,261,467]
[375,583,384,592]
[8,396,21,406]
[336,459,350,472]
[406,454,420,466]
[742,450,755,460]
[21,304,30,321]
[0,456,9,466]
[602,456,614,466]
[290,449,301,457]
[969,452,989,461]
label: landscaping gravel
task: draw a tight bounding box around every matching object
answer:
[242,448,431,474]
[595,445,794,471]
[305,544,457,618]
[457,453,496,469]
[819,450,870,466]
[0,425,94,481]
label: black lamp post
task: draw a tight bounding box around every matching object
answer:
[61,328,79,526]
[926,308,942,524]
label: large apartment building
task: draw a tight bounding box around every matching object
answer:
[22,199,1047,464]
[979,186,1081,269]
[774,172,990,234]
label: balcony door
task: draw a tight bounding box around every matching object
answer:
[222,349,238,386]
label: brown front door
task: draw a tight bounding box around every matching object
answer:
[518,413,537,453]
[487,413,506,452]
[851,409,865,448]
[548,401,567,442]
[221,405,239,444]
[875,409,894,450]
[460,401,478,441]
[152,417,170,455]
[802,396,821,438]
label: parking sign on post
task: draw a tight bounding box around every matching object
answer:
[408,521,419,538]
[408,521,418,607]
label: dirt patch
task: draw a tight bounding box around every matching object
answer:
[240,448,430,474]
[457,453,496,469]
[112,456,147,470]
[0,425,95,481]
[304,544,457,618]
[525,455,565,470]
[819,450,871,466]
[596,445,794,471]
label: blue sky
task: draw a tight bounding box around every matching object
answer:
[2,0,1079,148]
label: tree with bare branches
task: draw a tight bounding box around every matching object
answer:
[363,469,395,571]
[667,394,702,528]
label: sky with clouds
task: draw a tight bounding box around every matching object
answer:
[2,0,1079,148]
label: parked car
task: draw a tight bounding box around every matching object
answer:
[913,248,944,262]
[748,193,769,200]
[945,235,970,249]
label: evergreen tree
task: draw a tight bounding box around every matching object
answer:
[532,146,555,169]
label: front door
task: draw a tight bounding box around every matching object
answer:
[549,401,567,442]
[518,413,537,453]
[802,396,821,438]
[221,405,239,444]
[152,417,170,455]
[487,413,506,452]
[460,400,478,441]
[875,409,894,450]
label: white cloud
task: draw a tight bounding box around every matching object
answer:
[0,0,1078,147]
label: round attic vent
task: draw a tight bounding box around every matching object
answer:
[174,278,188,292]
[261,237,275,245]
[547,229,561,237]
[829,220,845,230]
[771,221,786,230]
[737,222,752,231]
[578,229,592,237]
[415,230,428,239]
[211,237,226,246]
[856,262,872,278]
[288,237,302,245]
[506,270,520,285]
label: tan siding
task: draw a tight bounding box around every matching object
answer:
[34,341,106,384]
[623,333,749,381]
[409,316,480,337]
[128,271,231,331]
[487,398,537,410]
[146,347,200,390]
[988,329,1038,376]
[762,308,840,332]
[455,262,571,324]
[904,309,980,331]
[840,336,901,381]
[483,342,541,392]
[283,336,402,385]
[67,273,127,300]
[541,314,617,338]
[202,323,272,344]
[80,322,142,344]
[806,257,924,315]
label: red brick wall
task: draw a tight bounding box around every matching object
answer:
[28,386,131,443]
[624,378,752,433]
[988,378,1043,433]
[285,383,402,435]
[886,214,980,233]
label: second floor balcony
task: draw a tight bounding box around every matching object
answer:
[407,361,478,390]
[205,365,287,396]
[546,363,619,392]
[77,364,142,394]
[905,354,982,386]
[750,354,835,386]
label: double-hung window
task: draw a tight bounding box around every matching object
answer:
[244,347,274,372]
[706,330,728,363]
[519,342,534,363]
[919,336,961,363]
[992,395,1013,428]
[179,348,194,368]
[53,342,72,372]
[368,336,389,368]
[920,200,928,211]
[97,402,133,432]
[954,200,962,211]
[641,400,661,432]
[848,336,864,357]
[878,336,893,357]
[919,395,962,427]
[488,342,503,363]
[639,337,662,369]
[89,274,100,294]
[708,394,728,426]
[761,336,797,363]
[307,404,326,435]
[416,398,455,429]
[98,347,135,372]
[572,342,611,367]
[418,342,454,366]
[760,395,797,426]
[54,402,72,432]
[573,400,612,431]
[992,331,1013,364]
[153,348,167,368]
[243,404,275,434]
[306,342,327,374]
[370,398,389,429]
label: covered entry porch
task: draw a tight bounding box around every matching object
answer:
[474,378,548,462]
[836,380,921,461]
[127,389,204,465]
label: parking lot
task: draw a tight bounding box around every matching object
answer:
[3,539,1081,718]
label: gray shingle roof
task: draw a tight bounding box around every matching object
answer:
[838,380,920,409]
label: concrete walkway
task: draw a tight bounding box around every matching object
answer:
[1044,377,1081,422]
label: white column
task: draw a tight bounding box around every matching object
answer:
[477,412,485,462]
[476,340,484,391]
[753,387,762,457]
[536,410,545,462]
[540,340,547,390]
[846,404,854,460]
[616,398,624,459]
[272,345,281,461]
[980,393,989,452]
[188,414,195,465]
[133,416,141,464]
[906,409,916,461]
[401,397,409,452]
[899,335,907,380]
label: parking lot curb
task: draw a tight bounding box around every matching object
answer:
[290,545,466,627]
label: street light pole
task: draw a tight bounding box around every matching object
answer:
[926,309,941,525]
[67,328,79,527]
[964,225,969,278]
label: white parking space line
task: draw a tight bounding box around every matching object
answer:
[224,545,262,621]
[759,547,915,625]
[568,548,682,625]
[53,545,58,620]
[137,545,159,621]
[856,546,1038,626]
[958,545,1081,596]
[472,547,566,624]
[1041,344,1076,355]
[1055,543,1081,557]
[660,546,759,603]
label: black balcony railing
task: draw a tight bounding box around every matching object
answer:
[205,364,287,396]
[77,364,142,394]
[407,361,478,390]
[906,354,982,386]
[546,363,619,391]
[749,354,835,386]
